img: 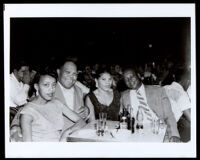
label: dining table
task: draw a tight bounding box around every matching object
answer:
[66,120,168,142]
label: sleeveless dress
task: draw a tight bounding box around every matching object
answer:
[20,99,65,142]
[88,90,121,121]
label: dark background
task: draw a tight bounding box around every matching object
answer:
[10,18,191,68]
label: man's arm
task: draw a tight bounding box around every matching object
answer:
[183,108,191,122]
[76,105,90,120]
[10,107,23,128]
[85,96,95,123]
[10,83,29,107]
[161,88,180,141]
[61,101,84,123]
[10,108,24,141]
[60,119,86,141]
[119,93,125,114]
[75,81,90,96]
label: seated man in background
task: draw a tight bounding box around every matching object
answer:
[120,67,181,142]
[10,59,36,123]
[162,69,191,142]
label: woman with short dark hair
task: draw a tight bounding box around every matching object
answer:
[85,66,121,122]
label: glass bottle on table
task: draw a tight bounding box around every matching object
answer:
[126,105,131,130]
[136,107,144,133]
[120,107,128,129]
[129,107,135,134]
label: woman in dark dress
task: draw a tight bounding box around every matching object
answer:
[85,67,121,122]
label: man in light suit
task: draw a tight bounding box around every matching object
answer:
[120,68,181,142]
[55,61,89,130]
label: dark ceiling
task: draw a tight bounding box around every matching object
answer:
[10,18,190,66]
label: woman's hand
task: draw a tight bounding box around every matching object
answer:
[21,114,33,141]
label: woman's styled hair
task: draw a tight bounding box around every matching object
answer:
[89,65,114,91]
[93,65,112,79]
[28,65,58,98]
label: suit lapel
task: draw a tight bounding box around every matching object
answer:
[144,85,163,119]
[144,85,158,114]
[55,83,67,106]
[73,86,79,112]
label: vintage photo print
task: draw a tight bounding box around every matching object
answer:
[4,3,196,158]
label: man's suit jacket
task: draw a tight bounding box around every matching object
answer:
[55,83,84,130]
[120,85,180,139]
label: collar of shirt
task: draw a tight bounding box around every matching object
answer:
[171,82,184,91]
[58,82,74,110]
[136,83,147,102]
[58,81,75,94]
[10,73,21,85]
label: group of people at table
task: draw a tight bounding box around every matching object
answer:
[9,59,191,142]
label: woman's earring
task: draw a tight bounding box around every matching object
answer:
[95,79,98,88]
[95,82,98,88]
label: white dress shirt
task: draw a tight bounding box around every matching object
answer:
[10,73,30,107]
[58,82,74,110]
[164,82,191,122]
[130,84,158,124]
[187,85,191,101]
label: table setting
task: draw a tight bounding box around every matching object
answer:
[66,111,167,142]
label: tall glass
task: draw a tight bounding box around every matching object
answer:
[99,112,107,136]
[159,119,165,129]
[152,118,160,134]
[95,119,101,136]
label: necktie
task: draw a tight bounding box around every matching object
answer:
[136,90,153,122]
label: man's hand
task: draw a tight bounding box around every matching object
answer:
[10,126,22,142]
[77,106,90,120]
[169,136,181,142]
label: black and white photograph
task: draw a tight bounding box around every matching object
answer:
[4,3,196,158]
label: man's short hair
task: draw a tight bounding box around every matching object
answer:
[10,58,30,73]
[123,66,141,81]
[56,56,78,70]
[123,66,138,75]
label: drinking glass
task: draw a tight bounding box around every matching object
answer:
[159,119,165,129]
[152,118,160,134]
[95,119,101,136]
[99,112,107,135]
